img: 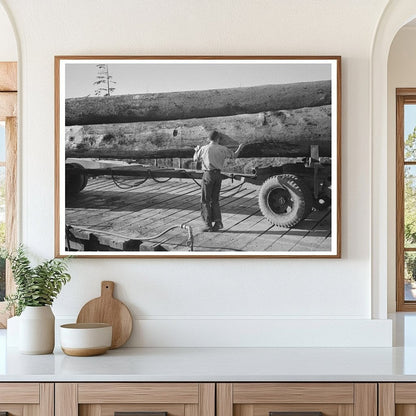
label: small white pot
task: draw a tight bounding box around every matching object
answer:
[60,323,112,356]
[19,306,55,354]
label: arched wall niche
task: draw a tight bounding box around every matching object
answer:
[386,18,416,313]
[371,0,416,318]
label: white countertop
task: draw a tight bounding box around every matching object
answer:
[3,345,416,382]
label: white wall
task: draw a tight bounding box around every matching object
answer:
[0,3,16,61]
[0,0,394,347]
[387,26,416,312]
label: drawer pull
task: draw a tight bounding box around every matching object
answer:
[115,413,168,416]
[270,413,323,416]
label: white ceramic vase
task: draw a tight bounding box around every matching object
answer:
[19,306,55,354]
[6,315,20,347]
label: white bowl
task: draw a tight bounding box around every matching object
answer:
[60,323,112,356]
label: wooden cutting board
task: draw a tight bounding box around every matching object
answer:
[76,281,133,349]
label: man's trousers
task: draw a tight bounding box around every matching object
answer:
[200,170,222,225]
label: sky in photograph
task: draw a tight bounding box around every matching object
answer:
[65,61,332,98]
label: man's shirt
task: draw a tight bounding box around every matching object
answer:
[193,142,234,171]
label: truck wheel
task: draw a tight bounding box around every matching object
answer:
[66,163,88,196]
[258,174,313,228]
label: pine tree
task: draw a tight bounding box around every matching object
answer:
[93,64,116,96]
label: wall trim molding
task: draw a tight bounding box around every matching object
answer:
[53,317,393,348]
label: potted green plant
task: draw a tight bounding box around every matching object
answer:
[4,246,71,354]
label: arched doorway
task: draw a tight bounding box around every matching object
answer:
[371,1,416,318]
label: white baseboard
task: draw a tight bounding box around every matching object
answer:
[54,317,392,348]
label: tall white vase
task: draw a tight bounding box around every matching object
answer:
[19,306,55,354]
[6,315,20,347]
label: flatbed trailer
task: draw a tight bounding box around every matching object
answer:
[66,144,331,229]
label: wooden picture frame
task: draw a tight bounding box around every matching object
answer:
[55,56,341,258]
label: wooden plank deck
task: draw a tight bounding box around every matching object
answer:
[66,176,332,252]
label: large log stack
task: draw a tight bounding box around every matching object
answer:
[65,80,332,159]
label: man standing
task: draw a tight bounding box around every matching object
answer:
[193,130,243,232]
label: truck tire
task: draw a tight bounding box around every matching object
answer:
[258,174,313,228]
[66,163,88,196]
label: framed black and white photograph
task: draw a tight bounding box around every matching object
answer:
[55,56,341,258]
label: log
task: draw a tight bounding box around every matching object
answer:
[65,105,331,159]
[66,226,143,251]
[65,80,331,126]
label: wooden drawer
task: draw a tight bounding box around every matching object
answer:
[56,383,215,416]
[217,383,377,416]
[0,383,53,415]
[379,383,416,416]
